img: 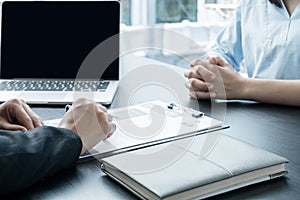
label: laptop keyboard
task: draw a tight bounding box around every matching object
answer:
[0,80,109,92]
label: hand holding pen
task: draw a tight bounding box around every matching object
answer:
[59,98,116,155]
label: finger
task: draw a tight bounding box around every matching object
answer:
[104,132,113,141]
[13,107,35,130]
[107,122,116,135]
[194,65,216,81]
[185,82,210,93]
[0,121,27,132]
[194,60,218,72]
[97,103,107,112]
[210,57,227,67]
[184,81,191,89]
[190,78,213,91]
[184,70,204,80]
[22,103,44,128]
[190,90,216,99]
[185,80,206,91]
[190,59,204,67]
[102,122,116,141]
[106,113,113,122]
[95,111,112,134]
[209,57,218,65]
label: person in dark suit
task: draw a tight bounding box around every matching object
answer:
[0,98,116,195]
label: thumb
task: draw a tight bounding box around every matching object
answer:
[209,57,227,67]
[209,57,217,65]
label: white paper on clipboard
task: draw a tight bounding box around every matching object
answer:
[45,101,228,161]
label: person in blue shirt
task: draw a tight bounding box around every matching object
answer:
[185,0,300,106]
[0,98,116,195]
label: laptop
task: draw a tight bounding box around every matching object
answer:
[0,1,120,105]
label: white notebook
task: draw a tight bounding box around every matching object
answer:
[101,133,288,200]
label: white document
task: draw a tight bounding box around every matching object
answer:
[45,101,227,160]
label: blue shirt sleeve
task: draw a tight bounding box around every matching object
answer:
[210,1,244,72]
[0,126,82,195]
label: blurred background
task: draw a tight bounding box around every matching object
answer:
[120,0,239,68]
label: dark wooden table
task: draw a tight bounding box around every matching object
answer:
[7,56,300,199]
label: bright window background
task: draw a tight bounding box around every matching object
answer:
[121,0,238,25]
[156,0,197,23]
[120,0,239,68]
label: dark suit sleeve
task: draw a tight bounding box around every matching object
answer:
[0,126,82,195]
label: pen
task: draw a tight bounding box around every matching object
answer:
[65,104,72,112]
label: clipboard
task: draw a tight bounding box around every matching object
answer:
[45,101,229,161]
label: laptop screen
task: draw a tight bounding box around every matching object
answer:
[1,1,120,80]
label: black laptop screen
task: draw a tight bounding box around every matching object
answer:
[1,1,120,80]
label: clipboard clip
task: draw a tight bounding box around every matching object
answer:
[167,103,204,118]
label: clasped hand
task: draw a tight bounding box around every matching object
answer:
[184,57,246,100]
